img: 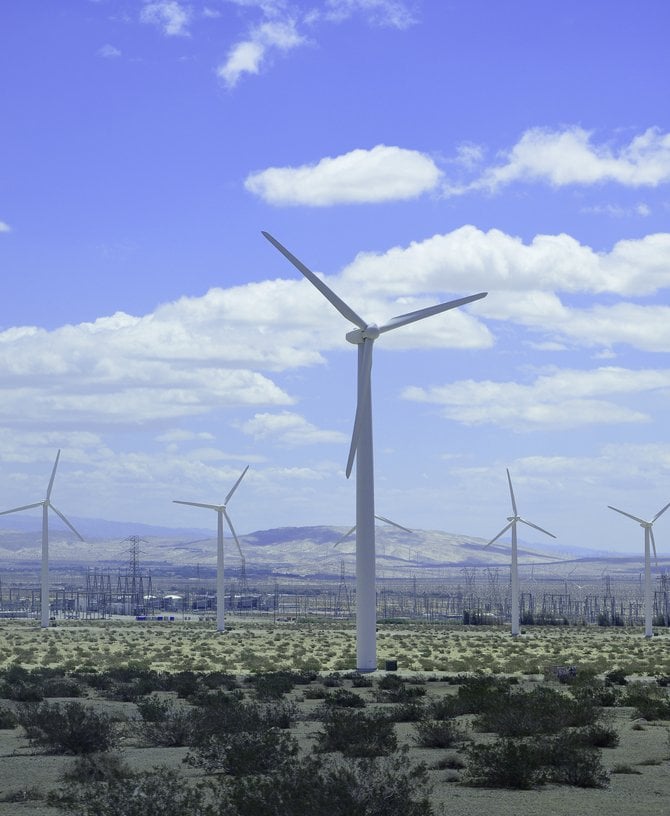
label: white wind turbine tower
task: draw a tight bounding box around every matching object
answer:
[0,450,84,628]
[173,466,249,632]
[608,500,670,638]
[485,469,556,636]
[263,231,486,671]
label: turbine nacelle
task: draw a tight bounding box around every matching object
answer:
[346,325,380,344]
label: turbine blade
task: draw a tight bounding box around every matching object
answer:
[519,517,557,539]
[378,292,487,334]
[262,232,366,329]
[49,504,85,542]
[224,465,249,506]
[0,501,44,516]
[485,521,513,547]
[652,500,670,523]
[173,500,220,511]
[375,514,413,534]
[650,527,659,568]
[506,468,518,516]
[223,509,242,555]
[46,450,61,500]
[346,337,373,479]
[335,525,356,547]
[607,505,646,525]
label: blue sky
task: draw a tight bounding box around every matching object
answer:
[1,0,669,555]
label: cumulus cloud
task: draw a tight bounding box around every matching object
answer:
[217,18,306,87]
[340,226,670,297]
[245,145,442,205]
[403,366,669,431]
[140,1,192,36]
[0,221,11,233]
[447,126,670,195]
[240,411,348,446]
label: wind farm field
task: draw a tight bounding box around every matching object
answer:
[1,618,670,815]
[2,618,670,676]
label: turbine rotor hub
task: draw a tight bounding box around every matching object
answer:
[346,324,380,344]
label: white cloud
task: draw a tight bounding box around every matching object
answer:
[140,1,192,36]
[323,0,417,29]
[403,366,669,430]
[581,202,652,218]
[448,126,670,194]
[217,18,306,87]
[97,44,122,58]
[245,145,442,205]
[0,221,11,233]
[341,226,670,297]
[240,411,348,446]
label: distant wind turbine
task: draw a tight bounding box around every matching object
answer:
[608,500,670,638]
[0,450,84,628]
[263,231,486,671]
[485,469,556,636]
[173,466,249,632]
[335,514,414,547]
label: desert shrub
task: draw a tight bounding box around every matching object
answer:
[42,677,84,698]
[0,706,17,729]
[322,673,343,687]
[139,708,194,747]
[464,738,542,789]
[190,692,296,745]
[427,696,458,720]
[413,718,466,748]
[62,752,133,784]
[324,688,366,708]
[303,687,328,699]
[475,686,597,736]
[570,680,620,708]
[0,786,43,803]
[17,701,117,754]
[202,671,240,691]
[377,674,404,691]
[315,708,397,757]
[0,680,44,702]
[220,751,434,816]
[136,694,173,722]
[454,674,511,715]
[348,673,373,688]
[249,671,296,699]
[168,670,201,699]
[621,682,670,720]
[604,668,628,686]
[536,733,609,788]
[387,701,426,722]
[186,728,298,775]
[573,722,619,748]
[375,684,427,704]
[48,766,210,816]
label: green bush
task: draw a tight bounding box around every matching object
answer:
[48,766,210,816]
[136,695,173,722]
[324,688,366,708]
[0,706,17,729]
[465,738,542,789]
[315,708,397,757]
[62,752,133,784]
[186,728,298,775]
[220,751,434,816]
[249,671,296,699]
[622,682,670,720]
[17,701,117,754]
[413,718,466,748]
[475,686,597,736]
[454,674,511,715]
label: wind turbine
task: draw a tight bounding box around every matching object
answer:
[608,500,670,638]
[485,469,556,636]
[173,466,249,632]
[263,231,486,670]
[335,514,414,546]
[0,450,84,628]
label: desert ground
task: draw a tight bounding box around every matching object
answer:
[0,618,669,816]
